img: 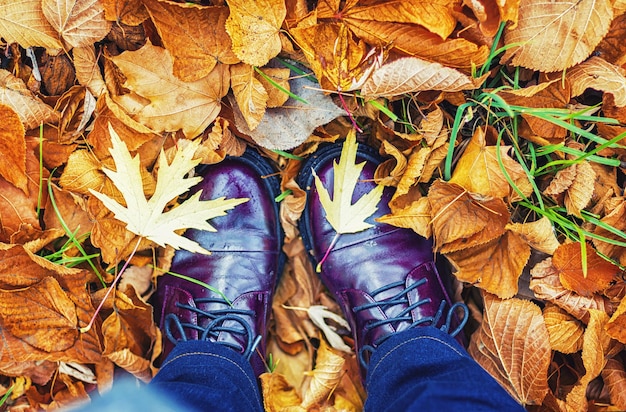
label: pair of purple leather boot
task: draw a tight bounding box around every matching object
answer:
[154,142,467,378]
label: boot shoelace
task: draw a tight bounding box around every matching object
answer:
[354,278,469,369]
[164,297,261,361]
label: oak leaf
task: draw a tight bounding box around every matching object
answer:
[110,42,229,138]
[444,230,530,298]
[502,0,613,72]
[568,56,626,106]
[428,180,510,253]
[450,126,532,199]
[314,130,384,235]
[90,125,248,255]
[41,0,111,49]
[552,242,618,297]
[0,0,62,50]
[142,1,239,82]
[361,57,486,98]
[225,0,286,66]
[468,293,551,405]
[0,104,27,193]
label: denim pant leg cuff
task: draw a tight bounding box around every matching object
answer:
[364,327,525,412]
[150,340,263,412]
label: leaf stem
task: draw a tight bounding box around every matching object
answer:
[80,237,142,333]
[316,232,340,272]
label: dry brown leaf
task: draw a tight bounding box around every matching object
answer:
[349,20,489,70]
[142,1,239,82]
[529,257,613,322]
[468,293,550,405]
[564,162,596,217]
[110,42,230,138]
[502,0,613,71]
[0,0,63,50]
[361,57,486,98]
[552,242,619,297]
[102,0,149,25]
[0,70,59,130]
[593,200,626,266]
[568,56,626,106]
[601,358,626,409]
[301,339,346,409]
[428,180,510,253]
[595,12,626,67]
[225,0,286,66]
[543,305,584,353]
[73,45,107,97]
[260,372,303,412]
[43,184,93,240]
[378,197,433,239]
[506,217,560,255]
[565,310,616,409]
[0,277,78,353]
[230,63,269,131]
[544,164,577,196]
[59,149,107,196]
[606,295,626,344]
[257,68,290,108]
[0,104,27,193]
[445,230,530,298]
[41,0,111,49]
[450,126,532,199]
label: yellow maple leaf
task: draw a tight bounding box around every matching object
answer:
[313,130,384,234]
[89,124,248,255]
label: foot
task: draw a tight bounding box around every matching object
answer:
[298,140,467,374]
[154,149,284,376]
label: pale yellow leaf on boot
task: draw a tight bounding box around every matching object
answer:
[89,124,248,254]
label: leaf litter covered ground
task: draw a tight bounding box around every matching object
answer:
[1,0,626,410]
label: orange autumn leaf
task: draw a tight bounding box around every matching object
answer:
[260,372,303,412]
[544,161,596,217]
[568,56,626,107]
[552,242,619,297]
[469,293,551,405]
[606,295,626,344]
[0,104,27,193]
[602,358,626,409]
[225,0,286,67]
[444,230,530,299]
[593,200,626,266]
[449,126,532,199]
[506,217,560,255]
[102,0,148,25]
[0,0,63,50]
[230,63,269,131]
[428,180,510,253]
[301,339,346,409]
[0,70,60,130]
[142,1,239,82]
[41,0,111,49]
[542,305,584,354]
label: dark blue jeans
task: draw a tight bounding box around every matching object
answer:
[84,327,524,411]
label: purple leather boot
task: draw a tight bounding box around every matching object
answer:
[154,149,284,376]
[298,141,468,375]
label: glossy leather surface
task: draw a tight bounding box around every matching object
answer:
[154,150,283,376]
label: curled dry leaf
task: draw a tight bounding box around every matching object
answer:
[552,242,619,297]
[230,63,269,131]
[361,57,486,98]
[601,358,626,409]
[468,293,551,405]
[0,104,27,193]
[142,1,239,82]
[568,56,626,106]
[506,217,560,255]
[110,42,229,138]
[41,0,112,49]
[529,257,613,322]
[73,45,107,97]
[502,0,613,71]
[260,372,303,412]
[445,230,530,299]
[0,70,59,130]
[542,305,584,354]
[225,0,286,67]
[606,295,626,344]
[0,0,63,50]
[450,126,532,199]
[301,339,346,409]
[428,180,510,253]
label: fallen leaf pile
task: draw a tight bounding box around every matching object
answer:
[0,0,626,410]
